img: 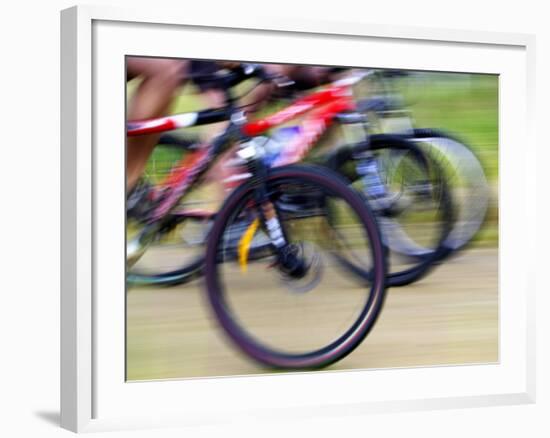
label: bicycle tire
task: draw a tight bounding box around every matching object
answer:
[126,214,208,287]
[327,134,454,287]
[204,164,387,369]
[403,128,491,255]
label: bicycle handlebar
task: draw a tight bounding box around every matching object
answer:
[187,63,272,89]
[128,65,404,137]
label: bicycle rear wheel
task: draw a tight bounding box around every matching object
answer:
[204,165,387,369]
[126,212,209,287]
[126,142,220,287]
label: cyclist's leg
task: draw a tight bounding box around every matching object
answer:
[126,57,190,191]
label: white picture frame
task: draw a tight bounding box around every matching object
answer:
[60,4,536,433]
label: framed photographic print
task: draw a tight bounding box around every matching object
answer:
[61,4,536,433]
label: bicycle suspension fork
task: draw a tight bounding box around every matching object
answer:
[239,139,308,279]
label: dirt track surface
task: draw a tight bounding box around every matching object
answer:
[126,248,498,381]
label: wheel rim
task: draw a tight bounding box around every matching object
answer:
[205,167,386,368]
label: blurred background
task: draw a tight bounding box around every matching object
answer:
[126,65,498,381]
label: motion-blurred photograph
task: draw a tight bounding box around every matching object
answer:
[125,57,498,381]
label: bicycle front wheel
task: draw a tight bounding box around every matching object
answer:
[405,129,490,254]
[204,165,387,370]
[328,134,454,287]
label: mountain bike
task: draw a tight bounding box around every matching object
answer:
[351,69,491,257]
[326,133,453,286]
[127,65,389,368]
[127,65,453,288]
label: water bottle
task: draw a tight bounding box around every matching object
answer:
[263,126,301,167]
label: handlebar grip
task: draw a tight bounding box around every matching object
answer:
[224,63,269,87]
[186,63,266,90]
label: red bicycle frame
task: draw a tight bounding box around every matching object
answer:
[127,80,358,221]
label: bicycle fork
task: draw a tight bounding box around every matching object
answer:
[255,176,310,279]
[237,140,309,279]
